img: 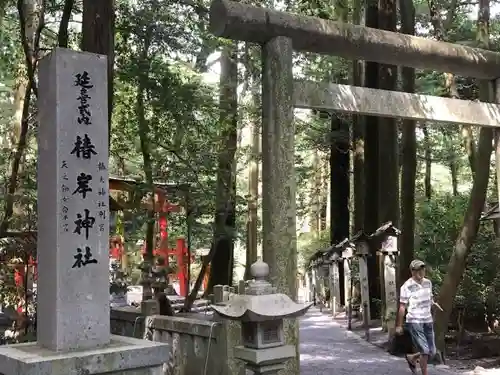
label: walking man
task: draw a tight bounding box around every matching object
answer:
[396,260,442,375]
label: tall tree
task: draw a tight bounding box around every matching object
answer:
[136,28,154,301]
[207,42,238,290]
[422,124,432,200]
[434,0,492,352]
[352,0,364,234]
[0,0,42,236]
[330,0,349,305]
[330,115,349,304]
[82,0,115,137]
[427,0,475,176]
[364,0,382,317]
[377,0,398,325]
[398,0,416,285]
[245,45,260,279]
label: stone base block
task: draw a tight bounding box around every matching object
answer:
[0,335,168,375]
[234,344,294,366]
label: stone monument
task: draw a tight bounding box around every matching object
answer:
[0,48,168,375]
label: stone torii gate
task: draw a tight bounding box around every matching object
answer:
[209,0,500,372]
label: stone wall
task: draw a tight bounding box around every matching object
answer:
[110,306,144,339]
[146,314,224,375]
[110,286,245,375]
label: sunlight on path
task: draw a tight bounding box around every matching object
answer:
[299,308,458,375]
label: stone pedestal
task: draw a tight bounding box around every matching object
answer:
[380,233,398,328]
[311,267,317,302]
[328,264,333,309]
[343,258,351,308]
[358,256,371,323]
[383,253,397,324]
[330,262,341,316]
[305,271,311,302]
[234,345,295,375]
[141,299,159,316]
[0,335,168,375]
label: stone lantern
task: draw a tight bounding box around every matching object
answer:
[151,257,169,295]
[109,260,128,308]
[369,221,401,332]
[211,260,312,374]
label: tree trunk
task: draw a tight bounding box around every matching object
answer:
[311,150,322,236]
[443,73,476,178]
[207,43,238,290]
[398,0,416,286]
[82,0,115,138]
[435,126,492,352]
[377,0,398,327]
[136,34,154,301]
[352,0,364,234]
[0,0,41,235]
[444,129,460,196]
[435,0,491,352]
[462,125,477,176]
[364,0,381,318]
[428,0,473,180]
[320,155,328,231]
[495,130,500,225]
[245,73,260,279]
[330,0,350,305]
[330,115,349,305]
[422,124,432,200]
[57,0,75,48]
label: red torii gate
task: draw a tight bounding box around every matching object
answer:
[9,178,193,305]
[150,193,193,297]
[109,177,192,297]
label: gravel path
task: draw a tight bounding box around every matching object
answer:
[300,308,459,375]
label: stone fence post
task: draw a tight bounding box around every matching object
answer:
[213,284,245,375]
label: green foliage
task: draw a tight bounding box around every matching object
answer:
[416,194,500,321]
[1,0,500,335]
[297,229,330,269]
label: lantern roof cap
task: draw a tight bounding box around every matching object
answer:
[351,231,370,243]
[211,293,313,322]
[211,260,313,321]
[370,221,401,238]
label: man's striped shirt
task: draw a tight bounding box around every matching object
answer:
[400,277,433,323]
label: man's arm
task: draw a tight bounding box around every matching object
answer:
[397,284,409,328]
[429,280,444,312]
[396,302,406,327]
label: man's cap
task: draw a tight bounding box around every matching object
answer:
[410,259,425,270]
